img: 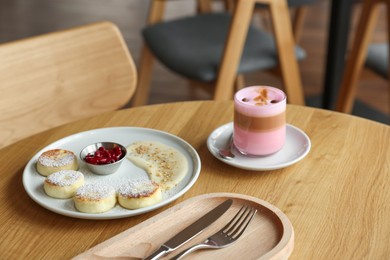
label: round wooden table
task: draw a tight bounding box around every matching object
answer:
[1,101,389,259]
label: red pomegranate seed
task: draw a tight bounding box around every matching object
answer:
[84,145,123,165]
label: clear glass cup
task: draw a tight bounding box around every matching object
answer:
[233,86,286,156]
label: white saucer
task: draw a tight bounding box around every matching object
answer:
[207,122,311,171]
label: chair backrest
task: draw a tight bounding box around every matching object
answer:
[0,21,137,148]
[199,0,318,43]
[133,0,305,106]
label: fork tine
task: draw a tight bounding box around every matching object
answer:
[225,206,249,235]
[171,206,258,259]
[230,208,257,238]
[229,207,252,237]
[222,205,246,233]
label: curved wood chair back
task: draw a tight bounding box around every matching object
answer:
[336,0,389,113]
[0,21,137,148]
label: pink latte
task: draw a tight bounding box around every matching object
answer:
[233,86,286,156]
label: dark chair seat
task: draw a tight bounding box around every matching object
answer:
[366,43,388,79]
[143,13,306,83]
[286,0,318,7]
[257,0,317,8]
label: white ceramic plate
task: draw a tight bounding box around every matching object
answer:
[207,122,310,171]
[23,127,201,220]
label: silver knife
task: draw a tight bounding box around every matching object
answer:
[144,199,233,260]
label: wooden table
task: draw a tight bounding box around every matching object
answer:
[1,101,389,259]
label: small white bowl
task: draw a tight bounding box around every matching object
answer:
[80,142,127,175]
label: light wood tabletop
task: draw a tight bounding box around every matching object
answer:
[1,101,389,259]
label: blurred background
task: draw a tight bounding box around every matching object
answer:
[0,0,388,123]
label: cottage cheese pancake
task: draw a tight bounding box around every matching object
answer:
[118,179,162,209]
[73,183,116,213]
[36,149,78,176]
[126,141,188,190]
[44,170,84,199]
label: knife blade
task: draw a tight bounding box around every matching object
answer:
[144,199,233,260]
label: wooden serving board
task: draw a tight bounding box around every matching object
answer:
[74,193,294,259]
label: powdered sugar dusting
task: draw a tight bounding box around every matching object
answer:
[38,149,76,167]
[118,179,158,198]
[45,170,83,187]
[75,183,115,201]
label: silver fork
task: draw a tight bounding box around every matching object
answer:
[170,206,257,259]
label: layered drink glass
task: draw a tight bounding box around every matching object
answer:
[233,86,286,156]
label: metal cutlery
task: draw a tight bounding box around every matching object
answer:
[144,199,233,260]
[218,133,235,160]
[170,205,257,259]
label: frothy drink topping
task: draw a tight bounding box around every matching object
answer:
[237,86,285,106]
[234,86,286,117]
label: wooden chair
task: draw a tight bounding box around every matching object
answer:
[253,0,319,44]
[132,0,305,107]
[336,0,389,113]
[0,21,137,148]
[198,0,318,44]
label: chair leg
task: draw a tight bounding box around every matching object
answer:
[234,74,245,91]
[132,0,166,107]
[225,0,235,11]
[213,0,255,100]
[132,46,155,106]
[270,0,305,105]
[197,0,213,13]
[292,6,308,44]
[336,0,381,113]
[254,8,273,32]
